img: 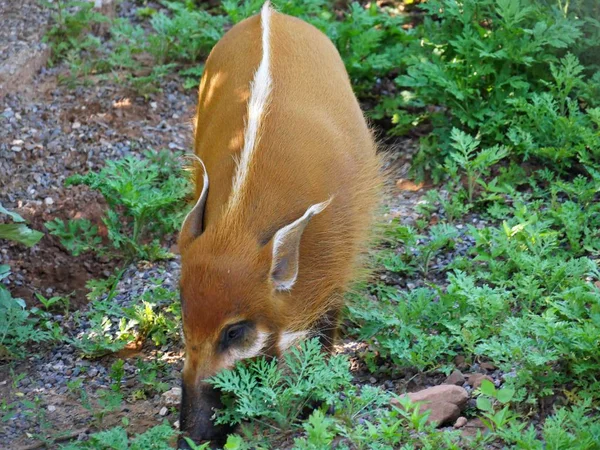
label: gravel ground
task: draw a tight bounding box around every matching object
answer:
[0,64,196,305]
[0,0,50,64]
[0,259,184,448]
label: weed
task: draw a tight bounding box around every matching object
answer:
[0,204,44,248]
[209,338,351,431]
[34,293,70,315]
[134,359,170,397]
[476,379,519,433]
[109,359,126,392]
[0,280,53,359]
[45,218,102,257]
[42,0,108,65]
[50,152,190,261]
[60,422,177,449]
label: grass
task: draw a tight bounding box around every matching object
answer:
[1,0,599,448]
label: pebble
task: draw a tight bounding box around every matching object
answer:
[44,197,54,205]
[161,387,182,407]
[47,405,56,412]
[159,406,168,416]
[454,416,468,428]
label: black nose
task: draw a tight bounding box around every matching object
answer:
[179,381,234,447]
[177,437,194,450]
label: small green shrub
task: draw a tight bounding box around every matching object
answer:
[42,0,108,64]
[0,285,53,359]
[59,422,177,450]
[208,338,351,430]
[0,206,48,359]
[207,338,473,449]
[397,0,593,177]
[45,218,102,256]
[50,151,190,261]
[0,204,43,248]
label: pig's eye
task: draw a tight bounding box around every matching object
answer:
[219,321,251,350]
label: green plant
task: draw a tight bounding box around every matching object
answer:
[182,437,212,450]
[70,315,136,358]
[59,422,177,449]
[42,0,108,64]
[34,293,70,315]
[110,359,126,392]
[476,379,519,433]
[45,218,102,256]
[445,129,509,205]
[180,64,204,90]
[292,409,335,449]
[94,390,124,427]
[60,153,190,261]
[0,279,53,359]
[397,0,591,177]
[135,360,169,397]
[0,204,43,247]
[378,222,459,277]
[126,301,178,346]
[208,338,351,431]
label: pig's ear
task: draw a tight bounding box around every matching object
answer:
[179,156,209,249]
[270,198,333,291]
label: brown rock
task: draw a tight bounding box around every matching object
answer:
[444,370,465,386]
[460,418,488,438]
[391,385,469,428]
[406,385,469,408]
[466,373,494,389]
[453,416,468,429]
[423,401,461,426]
[390,398,461,427]
[454,355,468,370]
[161,387,182,407]
[480,362,496,371]
[0,46,50,99]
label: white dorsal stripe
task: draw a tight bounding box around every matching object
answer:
[227,1,273,210]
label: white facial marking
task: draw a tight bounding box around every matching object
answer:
[223,331,270,368]
[227,1,273,210]
[278,330,308,353]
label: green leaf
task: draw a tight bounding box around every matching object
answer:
[0,223,43,247]
[496,387,515,404]
[476,396,494,413]
[479,378,496,397]
[0,204,25,222]
[223,434,244,450]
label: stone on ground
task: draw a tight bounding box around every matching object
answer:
[391,385,469,427]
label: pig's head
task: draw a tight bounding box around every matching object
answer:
[176,158,330,447]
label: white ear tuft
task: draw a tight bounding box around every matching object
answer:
[271,197,333,291]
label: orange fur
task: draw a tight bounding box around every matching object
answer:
[179,6,381,381]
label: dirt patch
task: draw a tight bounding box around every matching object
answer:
[59,92,163,140]
[3,188,119,309]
